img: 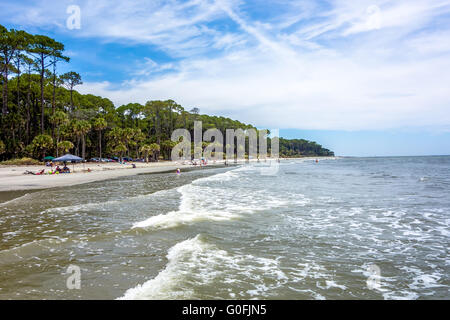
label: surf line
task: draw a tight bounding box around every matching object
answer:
[182,304,216,318]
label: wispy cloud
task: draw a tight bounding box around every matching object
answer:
[1,0,450,131]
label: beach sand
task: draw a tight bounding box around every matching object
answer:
[0,157,335,193]
[0,161,215,192]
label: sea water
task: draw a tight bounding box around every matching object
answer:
[0,156,449,299]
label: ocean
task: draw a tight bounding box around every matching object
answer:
[0,156,449,299]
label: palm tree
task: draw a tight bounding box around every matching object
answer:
[122,127,134,157]
[92,117,107,159]
[50,111,68,156]
[31,134,53,160]
[149,143,160,162]
[73,120,91,159]
[113,143,127,163]
[107,127,123,141]
[133,128,145,159]
[140,144,152,163]
[57,140,74,154]
[161,140,177,160]
[60,71,82,111]
[0,140,5,155]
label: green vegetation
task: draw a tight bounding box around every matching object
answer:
[0,157,42,166]
[279,138,334,157]
[0,25,333,161]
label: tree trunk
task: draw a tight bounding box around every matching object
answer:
[56,129,60,157]
[70,88,73,111]
[76,137,80,157]
[169,106,172,135]
[82,135,86,159]
[40,54,45,134]
[98,130,102,159]
[156,107,161,145]
[2,62,9,115]
[16,60,20,110]
[52,63,56,115]
[26,73,31,144]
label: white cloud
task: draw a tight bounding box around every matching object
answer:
[79,44,450,130]
[2,0,450,131]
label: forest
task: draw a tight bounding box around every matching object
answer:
[0,24,334,162]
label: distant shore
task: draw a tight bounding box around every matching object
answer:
[0,157,336,194]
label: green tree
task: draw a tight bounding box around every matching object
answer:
[132,129,145,158]
[0,140,5,155]
[122,127,134,157]
[29,34,66,133]
[0,26,30,115]
[93,117,107,159]
[22,55,36,144]
[113,143,127,163]
[50,111,69,156]
[49,50,69,114]
[31,134,53,160]
[149,143,160,162]
[73,120,91,159]
[60,71,82,111]
[161,140,177,160]
[140,144,152,163]
[57,140,74,154]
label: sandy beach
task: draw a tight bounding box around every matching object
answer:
[0,161,220,192]
[0,157,334,193]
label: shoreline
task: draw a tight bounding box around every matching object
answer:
[0,161,226,194]
[0,157,336,195]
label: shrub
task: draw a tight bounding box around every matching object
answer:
[0,157,42,166]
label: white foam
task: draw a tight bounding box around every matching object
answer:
[132,166,311,230]
[132,177,310,230]
[119,235,287,299]
[325,280,347,290]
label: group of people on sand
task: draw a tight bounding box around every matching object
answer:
[192,159,208,166]
[24,162,70,175]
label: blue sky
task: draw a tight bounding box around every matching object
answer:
[1,0,450,156]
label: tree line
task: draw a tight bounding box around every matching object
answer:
[0,25,334,162]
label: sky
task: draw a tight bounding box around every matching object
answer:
[1,0,450,156]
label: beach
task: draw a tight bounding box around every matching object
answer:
[0,158,328,193]
[0,161,224,193]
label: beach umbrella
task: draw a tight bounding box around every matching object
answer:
[53,154,82,162]
[44,156,55,161]
[52,154,83,172]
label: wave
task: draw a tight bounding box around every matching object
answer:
[132,168,310,230]
[0,193,31,207]
[118,234,287,300]
[132,185,240,230]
